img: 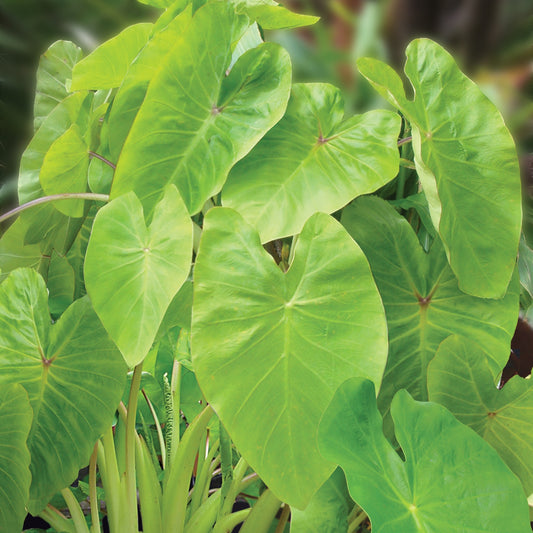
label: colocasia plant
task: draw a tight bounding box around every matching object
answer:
[1,0,532,532]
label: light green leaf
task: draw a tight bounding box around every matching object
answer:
[192,208,387,508]
[19,91,92,204]
[341,196,519,431]
[233,0,319,29]
[318,378,531,533]
[358,39,521,298]
[223,83,401,242]
[107,6,193,161]
[71,23,153,91]
[290,468,352,533]
[0,384,32,533]
[0,217,43,281]
[137,0,179,7]
[111,2,291,215]
[0,268,126,513]
[85,185,192,366]
[40,125,89,217]
[34,40,82,130]
[428,335,533,501]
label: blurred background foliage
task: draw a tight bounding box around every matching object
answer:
[1,0,532,214]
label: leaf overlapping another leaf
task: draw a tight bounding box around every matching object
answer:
[192,208,387,508]
[319,378,531,533]
[223,83,401,242]
[0,268,127,513]
[358,39,521,298]
[111,1,292,216]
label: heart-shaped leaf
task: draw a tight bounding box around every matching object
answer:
[85,185,192,366]
[71,23,153,91]
[358,39,521,298]
[192,208,387,508]
[0,384,32,533]
[319,378,531,533]
[341,196,519,431]
[223,83,401,242]
[34,40,82,131]
[40,125,90,217]
[111,1,291,216]
[0,268,127,513]
[428,335,533,500]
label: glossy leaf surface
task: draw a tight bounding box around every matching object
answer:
[342,197,519,427]
[0,269,126,513]
[319,378,531,533]
[358,39,521,298]
[34,40,82,130]
[71,23,152,91]
[111,2,291,215]
[0,384,32,533]
[85,185,192,366]
[40,125,89,217]
[107,6,193,161]
[428,335,533,500]
[223,83,401,242]
[192,208,387,508]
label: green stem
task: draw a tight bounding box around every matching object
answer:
[218,457,248,520]
[89,442,101,533]
[239,489,281,533]
[99,429,121,533]
[39,505,76,533]
[125,363,144,533]
[397,136,412,147]
[274,504,290,533]
[348,510,368,533]
[0,193,109,224]
[169,360,182,465]
[212,509,251,533]
[193,221,202,254]
[61,487,91,533]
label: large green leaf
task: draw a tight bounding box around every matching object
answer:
[0,268,127,513]
[39,124,90,217]
[358,39,521,298]
[428,335,533,501]
[85,185,192,366]
[318,378,531,533]
[111,2,291,215]
[290,468,352,533]
[107,6,193,161]
[71,23,153,91]
[0,384,32,533]
[34,40,82,131]
[223,83,401,242]
[341,196,519,429]
[192,208,387,508]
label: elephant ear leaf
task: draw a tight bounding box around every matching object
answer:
[0,384,32,533]
[192,208,387,509]
[318,378,531,533]
[428,335,533,502]
[358,38,521,298]
[0,268,127,513]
